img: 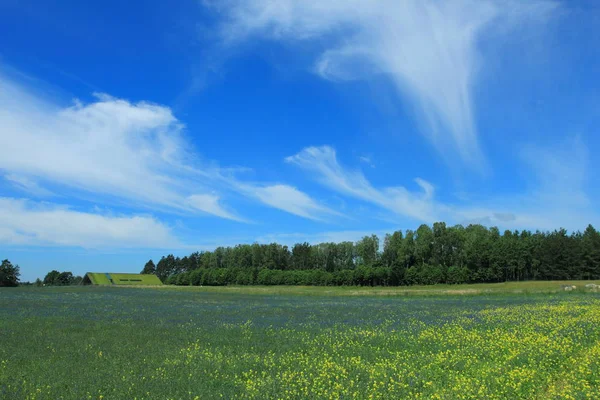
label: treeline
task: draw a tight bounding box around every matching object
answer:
[0,259,20,287]
[145,222,600,286]
[42,270,83,286]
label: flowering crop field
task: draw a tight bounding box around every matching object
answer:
[1,287,599,399]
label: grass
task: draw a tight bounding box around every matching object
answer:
[1,283,599,399]
[150,280,599,296]
[85,272,162,286]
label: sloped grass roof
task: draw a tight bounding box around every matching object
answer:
[109,273,162,285]
[84,272,162,286]
[85,273,112,285]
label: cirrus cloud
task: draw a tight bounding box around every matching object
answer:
[0,198,180,248]
[208,0,559,166]
[0,70,337,223]
[285,141,598,232]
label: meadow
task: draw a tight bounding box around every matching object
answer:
[1,284,599,399]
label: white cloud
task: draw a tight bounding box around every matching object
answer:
[358,156,374,168]
[4,174,55,197]
[0,198,179,248]
[0,71,334,222]
[0,74,238,219]
[286,146,436,222]
[186,194,243,221]
[252,184,342,221]
[210,0,558,165]
[286,143,598,232]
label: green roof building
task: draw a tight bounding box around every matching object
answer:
[83,272,162,286]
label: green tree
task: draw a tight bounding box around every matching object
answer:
[356,235,379,267]
[292,243,313,270]
[141,259,156,274]
[336,241,355,270]
[539,229,571,280]
[446,266,469,284]
[383,231,405,284]
[582,225,600,279]
[263,243,279,270]
[43,270,61,286]
[431,222,449,266]
[251,243,264,269]
[401,230,416,270]
[156,255,177,282]
[415,224,433,267]
[0,259,20,287]
[57,271,74,286]
[233,245,253,269]
[157,221,600,287]
[463,224,492,282]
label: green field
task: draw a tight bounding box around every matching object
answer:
[1,283,599,399]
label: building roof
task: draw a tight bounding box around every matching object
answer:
[84,272,162,286]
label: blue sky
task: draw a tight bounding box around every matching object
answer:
[1,0,599,281]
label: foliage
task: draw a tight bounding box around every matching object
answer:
[0,259,20,287]
[158,223,600,286]
[43,270,81,286]
[1,286,599,399]
[141,259,156,275]
[446,265,470,284]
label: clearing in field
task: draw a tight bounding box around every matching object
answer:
[0,284,599,399]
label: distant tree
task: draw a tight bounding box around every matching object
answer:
[582,225,600,279]
[463,224,492,281]
[356,235,379,267]
[383,231,404,284]
[540,229,571,280]
[35,278,43,287]
[43,270,61,286]
[336,241,355,270]
[41,270,81,286]
[431,222,449,267]
[401,230,416,269]
[292,243,313,270]
[156,255,177,282]
[446,266,469,284]
[141,259,156,274]
[57,272,74,286]
[0,259,20,287]
[155,221,600,287]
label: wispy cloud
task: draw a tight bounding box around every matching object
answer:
[250,184,342,221]
[4,174,55,197]
[358,156,374,168]
[489,136,593,230]
[286,142,598,232]
[0,198,180,248]
[0,74,238,220]
[186,194,243,221]
[209,0,558,166]
[451,136,595,231]
[286,146,437,222]
[0,70,335,223]
[521,135,589,208]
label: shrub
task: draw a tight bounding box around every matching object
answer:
[446,266,470,285]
